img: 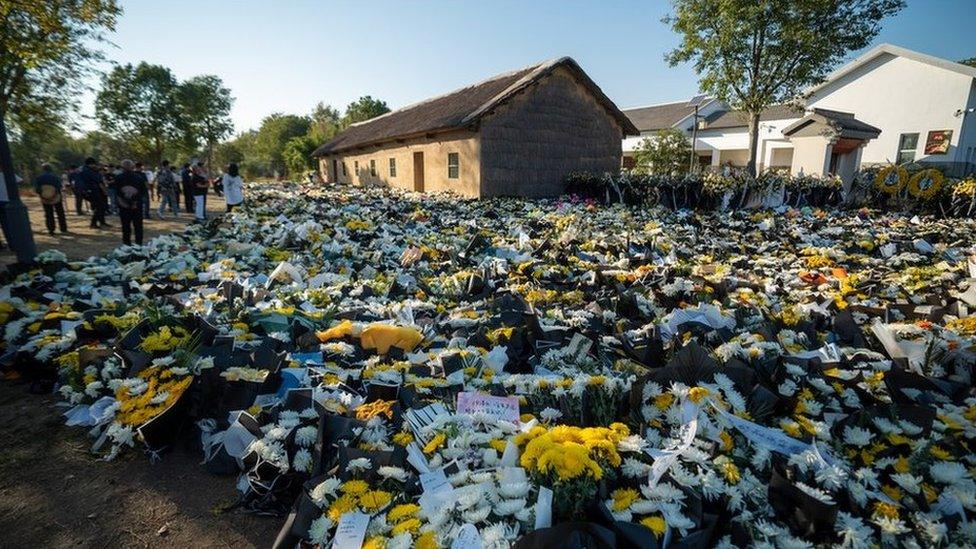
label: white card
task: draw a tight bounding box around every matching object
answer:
[451,523,483,549]
[332,511,369,549]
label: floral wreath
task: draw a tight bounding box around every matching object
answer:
[874,165,908,196]
[907,168,943,200]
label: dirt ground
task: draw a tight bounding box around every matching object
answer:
[0,383,280,548]
[1,189,227,267]
[0,189,280,547]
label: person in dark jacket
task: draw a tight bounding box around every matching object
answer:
[66,165,85,215]
[181,163,194,213]
[34,163,68,235]
[79,157,109,229]
[114,159,148,246]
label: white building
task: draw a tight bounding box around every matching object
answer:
[623,44,976,183]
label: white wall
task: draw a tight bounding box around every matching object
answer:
[807,53,973,165]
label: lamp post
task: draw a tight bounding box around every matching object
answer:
[0,109,37,264]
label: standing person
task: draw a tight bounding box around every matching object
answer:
[34,163,68,235]
[222,163,244,212]
[114,159,147,246]
[79,157,109,228]
[156,160,179,217]
[135,162,152,219]
[66,165,86,215]
[104,164,118,215]
[191,162,209,220]
[180,163,194,213]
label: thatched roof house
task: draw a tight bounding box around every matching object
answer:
[312,57,638,198]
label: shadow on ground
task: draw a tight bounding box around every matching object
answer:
[0,383,279,548]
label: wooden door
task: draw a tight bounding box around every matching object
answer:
[332,159,338,183]
[413,152,425,192]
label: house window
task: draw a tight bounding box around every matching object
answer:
[370,159,376,176]
[342,162,347,176]
[354,160,359,174]
[447,152,459,179]
[896,133,918,164]
[389,158,396,177]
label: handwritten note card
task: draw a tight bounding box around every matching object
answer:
[456,392,520,424]
[332,511,369,549]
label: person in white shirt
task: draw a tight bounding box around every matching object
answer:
[222,163,244,212]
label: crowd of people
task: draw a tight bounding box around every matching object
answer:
[32,158,245,246]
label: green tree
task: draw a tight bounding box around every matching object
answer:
[633,128,692,176]
[283,135,319,175]
[341,95,390,128]
[960,57,976,68]
[0,0,121,134]
[666,0,904,176]
[252,113,310,176]
[95,62,180,164]
[0,0,120,262]
[309,102,342,143]
[176,74,234,168]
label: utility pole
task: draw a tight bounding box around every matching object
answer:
[0,110,37,264]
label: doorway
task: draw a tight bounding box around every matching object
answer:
[332,159,338,183]
[413,152,424,192]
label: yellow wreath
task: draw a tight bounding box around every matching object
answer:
[907,169,943,200]
[874,165,908,196]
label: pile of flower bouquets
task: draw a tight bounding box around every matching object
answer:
[565,166,975,216]
[1,182,976,548]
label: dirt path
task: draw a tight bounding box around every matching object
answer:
[1,189,227,267]
[0,383,280,548]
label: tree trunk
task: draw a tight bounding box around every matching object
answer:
[747,111,761,178]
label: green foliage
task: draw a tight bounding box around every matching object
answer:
[175,75,234,165]
[341,96,390,127]
[94,63,234,167]
[959,57,976,68]
[633,128,692,176]
[283,135,320,176]
[0,0,120,180]
[665,0,904,175]
[0,0,120,130]
[251,113,311,176]
[95,62,180,164]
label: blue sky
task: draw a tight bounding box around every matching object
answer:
[80,0,976,135]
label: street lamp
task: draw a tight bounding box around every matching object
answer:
[0,111,36,264]
[687,95,707,174]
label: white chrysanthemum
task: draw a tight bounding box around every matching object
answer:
[843,426,872,447]
[293,448,312,473]
[462,505,491,523]
[497,481,530,499]
[311,477,341,506]
[930,461,968,484]
[493,498,526,516]
[890,473,922,494]
[84,381,104,398]
[873,516,910,536]
[835,512,872,549]
[387,533,412,549]
[107,423,135,447]
[345,457,371,474]
[621,457,651,479]
[295,425,317,447]
[617,434,646,453]
[539,407,562,423]
[378,465,408,483]
[307,515,333,544]
[795,482,835,504]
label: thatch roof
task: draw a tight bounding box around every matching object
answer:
[312,57,638,156]
[622,101,703,132]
